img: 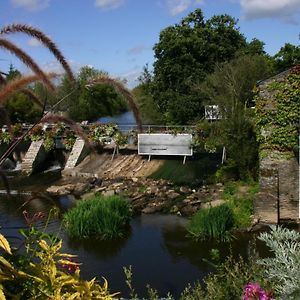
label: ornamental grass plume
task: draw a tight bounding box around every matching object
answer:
[0,23,75,82]
[243,282,274,300]
[0,73,59,105]
[0,39,55,91]
[90,76,143,132]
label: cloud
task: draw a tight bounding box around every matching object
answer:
[165,0,204,16]
[11,0,50,11]
[166,0,191,16]
[240,0,300,23]
[127,45,146,55]
[119,68,141,88]
[94,0,124,10]
[27,38,42,47]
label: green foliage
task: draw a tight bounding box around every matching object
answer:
[0,131,11,144]
[57,66,128,122]
[151,9,247,124]
[273,43,300,72]
[258,226,300,299]
[223,181,256,228]
[194,54,273,180]
[149,153,220,186]
[255,65,299,153]
[202,254,268,300]
[187,204,234,241]
[63,195,131,240]
[5,92,41,124]
[179,282,205,300]
[0,232,117,299]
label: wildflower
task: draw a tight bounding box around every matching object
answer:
[23,210,47,226]
[243,282,274,300]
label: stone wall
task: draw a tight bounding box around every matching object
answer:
[256,152,299,223]
[255,68,299,223]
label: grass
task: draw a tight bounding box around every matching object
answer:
[149,152,221,187]
[224,181,256,228]
[187,204,234,241]
[63,195,131,240]
[187,181,259,241]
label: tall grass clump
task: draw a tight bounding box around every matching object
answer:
[187,204,234,241]
[63,195,131,240]
[223,181,256,228]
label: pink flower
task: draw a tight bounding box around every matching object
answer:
[243,282,274,300]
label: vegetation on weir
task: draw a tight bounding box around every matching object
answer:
[63,195,131,240]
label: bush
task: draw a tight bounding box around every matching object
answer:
[187,204,234,241]
[203,254,268,300]
[0,231,118,299]
[63,195,131,240]
[258,226,300,299]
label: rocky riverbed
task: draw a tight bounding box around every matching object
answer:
[46,176,225,217]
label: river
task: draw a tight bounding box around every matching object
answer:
[0,173,269,298]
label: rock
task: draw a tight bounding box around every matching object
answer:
[73,182,90,197]
[102,190,115,197]
[180,186,191,193]
[46,184,75,196]
[132,177,139,183]
[146,186,160,194]
[167,190,180,200]
[95,186,106,193]
[180,205,198,216]
[202,199,225,209]
[81,192,95,200]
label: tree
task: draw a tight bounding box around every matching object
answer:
[3,65,42,123]
[197,54,273,180]
[57,66,128,122]
[133,64,163,124]
[151,9,247,124]
[273,43,300,72]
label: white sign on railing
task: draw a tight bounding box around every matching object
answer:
[138,133,193,156]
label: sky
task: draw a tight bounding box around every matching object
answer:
[0,0,299,88]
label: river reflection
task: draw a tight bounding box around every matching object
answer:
[0,193,269,298]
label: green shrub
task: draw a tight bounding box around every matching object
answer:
[63,195,131,240]
[187,204,234,241]
[202,254,268,300]
[258,226,300,299]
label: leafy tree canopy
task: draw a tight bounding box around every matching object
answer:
[56,66,128,122]
[273,43,300,72]
[151,9,247,124]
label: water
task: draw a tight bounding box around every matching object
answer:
[0,187,268,299]
[98,111,136,132]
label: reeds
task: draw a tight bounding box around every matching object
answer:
[187,204,234,241]
[63,195,131,240]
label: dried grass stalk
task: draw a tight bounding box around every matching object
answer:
[0,73,59,105]
[90,76,142,131]
[0,39,55,91]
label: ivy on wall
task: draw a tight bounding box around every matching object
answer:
[254,65,300,154]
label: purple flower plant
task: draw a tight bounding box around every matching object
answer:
[243,282,274,300]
